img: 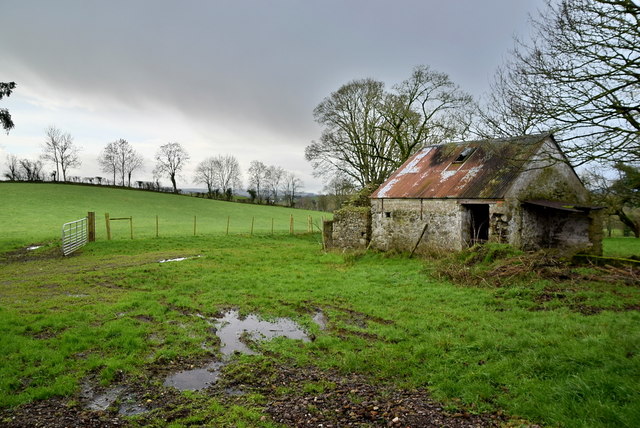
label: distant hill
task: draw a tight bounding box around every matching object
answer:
[0,182,330,251]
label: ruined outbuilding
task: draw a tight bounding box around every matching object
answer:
[328,134,603,254]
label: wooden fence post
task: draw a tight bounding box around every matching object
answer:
[105,213,111,240]
[87,212,95,242]
[226,216,230,235]
[250,217,254,236]
[193,216,197,236]
[289,214,294,235]
[271,218,274,235]
[130,217,133,239]
[156,215,159,238]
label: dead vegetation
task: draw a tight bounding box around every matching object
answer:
[431,244,638,287]
[427,244,639,315]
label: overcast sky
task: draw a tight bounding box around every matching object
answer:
[0,0,544,193]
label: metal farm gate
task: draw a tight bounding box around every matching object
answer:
[62,217,88,256]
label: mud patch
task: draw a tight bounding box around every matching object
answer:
[226,362,508,427]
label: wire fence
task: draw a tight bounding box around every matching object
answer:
[101,212,328,240]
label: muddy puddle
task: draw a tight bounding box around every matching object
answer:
[158,255,202,263]
[82,309,329,412]
[163,309,327,392]
[82,384,149,416]
[163,361,224,391]
[216,309,311,355]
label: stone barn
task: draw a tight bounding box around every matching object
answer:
[367,134,602,254]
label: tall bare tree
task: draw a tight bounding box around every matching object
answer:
[306,67,474,188]
[0,82,16,133]
[19,158,44,181]
[125,151,144,187]
[265,165,285,204]
[98,141,119,184]
[41,126,81,182]
[98,139,145,186]
[306,78,394,188]
[283,171,304,207]
[213,155,242,200]
[194,157,217,197]
[481,0,640,164]
[3,154,21,180]
[154,142,189,193]
[381,65,474,163]
[247,160,268,203]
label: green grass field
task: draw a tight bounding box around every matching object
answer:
[0,182,328,252]
[0,183,639,427]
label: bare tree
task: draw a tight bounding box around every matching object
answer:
[306,67,474,188]
[247,160,268,203]
[125,151,144,187]
[3,154,22,180]
[41,126,81,182]
[283,171,304,207]
[323,174,357,211]
[154,142,190,193]
[194,157,217,197]
[306,78,395,188]
[265,165,285,204]
[19,158,44,181]
[99,139,145,186]
[474,65,548,139]
[484,0,640,164]
[213,155,242,200]
[0,82,16,133]
[98,141,120,184]
[381,65,475,163]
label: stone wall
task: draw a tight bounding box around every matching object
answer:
[369,197,601,255]
[329,207,371,250]
[519,205,602,254]
[370,199,464,252]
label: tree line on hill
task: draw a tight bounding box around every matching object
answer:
[2,131,308,207]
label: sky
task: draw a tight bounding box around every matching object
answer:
[0,0,544,193]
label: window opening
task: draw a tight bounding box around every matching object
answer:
[453,147,475,164]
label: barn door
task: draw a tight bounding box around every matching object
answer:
[464,204,489,245]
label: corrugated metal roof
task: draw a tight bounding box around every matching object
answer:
[371,134,550,199]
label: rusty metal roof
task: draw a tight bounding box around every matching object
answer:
[371,134,551,199]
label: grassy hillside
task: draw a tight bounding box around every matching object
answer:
[0,182,329,251]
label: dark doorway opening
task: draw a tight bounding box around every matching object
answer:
[465,204,489,245]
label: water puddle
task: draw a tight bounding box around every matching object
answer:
[312,311,329,330]
[84,386,125,411]
[163,361,224,391]
[216,309,310,355]
[26,245,42,251]
[163,309,322,392]
[66,293,89,298]
[158,255,202,263]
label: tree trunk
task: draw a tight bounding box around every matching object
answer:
[170,173,177,193]
[616,208,640,238]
